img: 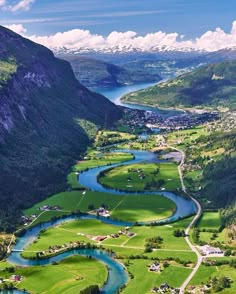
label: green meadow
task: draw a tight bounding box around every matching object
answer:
[122,259,192,294]
[99,162,181,192]
[16,256,107,294]
[22,218,196,262]
[111,195,176,222]
[24,190,176,224]
[198,211,221,229]
[196,212,234,246]
[22,219,122,258]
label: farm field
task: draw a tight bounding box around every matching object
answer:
[198,211,221,229]
[22,218,195,260]
[22,219,124,258]
[111,194,176,222]
[24,190,176,225]
[195,211,234,246]
[15,256,107,293]
[122,259,192,294]
[99,162,181,192]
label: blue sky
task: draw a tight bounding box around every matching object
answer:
[1,0,236,38]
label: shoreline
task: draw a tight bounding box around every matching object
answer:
[120,99,221,114]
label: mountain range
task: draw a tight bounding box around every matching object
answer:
[60,55,161,88]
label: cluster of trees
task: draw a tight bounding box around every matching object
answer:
[173,229,186,237]
[80,285,100,294]
[209,276,232,292]
[145,179,165,190]
[192,228,201,244]
[0,282,15,292]
[205,258,236,268]
[145,236,163,252]
[0,236,12,260]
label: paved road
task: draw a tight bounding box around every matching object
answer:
[167,145,202,294]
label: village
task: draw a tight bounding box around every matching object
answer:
[123,108,219,132]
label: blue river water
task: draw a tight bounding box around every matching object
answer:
[7,83,195,294]
[94,82,182,117]
[79,149,196,223]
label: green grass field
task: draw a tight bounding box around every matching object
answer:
[122,259,192,293]
[24,190,176,224]
[99,162,181,192]
[198,212,221,229]
[15,256,107,294]
[124,218,193,250]
[111,195,176,222]
[22,219,124,258]
[22,217,196,261]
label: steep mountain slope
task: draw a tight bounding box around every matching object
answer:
[0,26,121,231]
[198,131,236,225]
[60,55,161,88]
[122,60,236,109]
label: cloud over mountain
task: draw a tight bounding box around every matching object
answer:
[5,20,236,52]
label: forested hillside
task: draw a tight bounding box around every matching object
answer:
[122,60,236,109]
[61,55,161,88]
[0,26,121,231]
[200,132,236,225]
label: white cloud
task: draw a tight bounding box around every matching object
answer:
[4,23,27,34]
[0,0,35,12]
[4,20,236,52]
[86,10,165,18]
[9,0,35,12]
[0,0,6,7]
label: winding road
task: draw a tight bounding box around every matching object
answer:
[167,145,202,293]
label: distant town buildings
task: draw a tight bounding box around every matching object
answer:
[123,108,219,133]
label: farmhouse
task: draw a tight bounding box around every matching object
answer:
[94,236,107,242]
[199,245,224,255]
[149,261,161,272]
[11,275,23,282]
[96,207,110,217]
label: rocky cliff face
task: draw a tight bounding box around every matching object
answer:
[0,26,120,142]
[0,26,121,230]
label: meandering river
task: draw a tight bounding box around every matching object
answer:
[7,83,196,294]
